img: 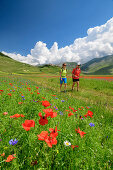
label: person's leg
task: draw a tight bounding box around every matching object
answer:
[77,81,79,91]
[64,78,67,92]
[64,83,67,91]
[60,78,63,92]
[72,82,75,90]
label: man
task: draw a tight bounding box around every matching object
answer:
[72,63,81,91]
[60,63,67,92]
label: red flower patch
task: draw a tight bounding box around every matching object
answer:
[10,114,25,118]
[22,120,35,131]
[75,127,86,138]
[41,100,51,107]
[68,112,74,117]
[38,112,48,126]
[49,126,60,138]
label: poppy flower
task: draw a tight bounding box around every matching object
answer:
[0,90,4,92]
[8,93,12,96]
[22,120,35,131]
[79,115,83,119]
[75,127,86,138]
[42,100,51,107]
[37,131,48,140]
[9,83,13,86]
[68,112,74,117]
[18,102,23,104]
[69,106,77,112]
[5,154,16,162]
[37,131,57,148]
[1,153,5,157]
[87,110,93,118]
[71,145,79,150]
[49,126,60,138]
[43,108,57,118]
[36,87,39,89]
[10,114,25,118]
[45,136,57,148]
[3,112,8,115]
[86,106,90,109]
[38,112,48,126]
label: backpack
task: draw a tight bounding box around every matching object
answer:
[61,68,67,72]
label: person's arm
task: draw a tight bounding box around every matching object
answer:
[60,70,62,80]
[72,69,77,78]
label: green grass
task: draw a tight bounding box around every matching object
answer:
[0,74,113,169]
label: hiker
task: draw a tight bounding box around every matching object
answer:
[72,63,81,91]
[60,63,67,92]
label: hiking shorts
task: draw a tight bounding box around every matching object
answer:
[60,78,67,84]
[73,78,79,82]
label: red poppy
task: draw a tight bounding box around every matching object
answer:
[84,114,88,118]
[10,114,25,118]
[37,131,48,140]
[71,145,79,150]
[49,126,60,138]
[87,110,93,118]
[5,154,16,162]
[37,92,40,94]
[3,112,8,115]
[9,83,13,86]
[69,106,77,112]
[22,120,35,131]
[78,108,82,110]
[1,153,5,157]
[36,87,39,89]
[41,100,51,107]
[8,93,12,96]
[68,112,74,117]
[43,108,57,118]
[18,102,23,104]
[79,115,83,119]
[0,90,4,92]
[38,112,48,126]
[45,136,57,148]
[86,106,90,109]
[75,127,86,138]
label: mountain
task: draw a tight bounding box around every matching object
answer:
[81,55,113,75]
[0,52,113,75]
[0,52,60,74]
[56,62,77,70]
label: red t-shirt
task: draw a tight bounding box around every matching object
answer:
[72,68,81,79]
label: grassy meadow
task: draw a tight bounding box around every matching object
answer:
[0,72,113,170]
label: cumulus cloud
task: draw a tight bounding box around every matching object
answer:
[2,17,113,65]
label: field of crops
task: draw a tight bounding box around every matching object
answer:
[0,75,113,170]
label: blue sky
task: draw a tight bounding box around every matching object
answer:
[1,0,113,65]
[0,0,113,55]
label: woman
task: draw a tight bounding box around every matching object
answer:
[72,63,81,91]
[60,63,67,92]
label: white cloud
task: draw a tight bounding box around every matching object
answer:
[2,17,113,65]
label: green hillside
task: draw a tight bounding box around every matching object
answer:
[81,55,113,75]
[0,52,60,74]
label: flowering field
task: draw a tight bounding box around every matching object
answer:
[0,76,113,169]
